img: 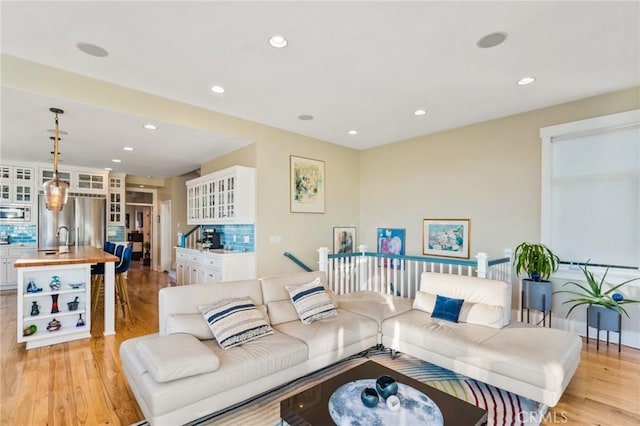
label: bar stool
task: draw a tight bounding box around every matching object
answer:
[92,245,126,317]
[115,246,134,321]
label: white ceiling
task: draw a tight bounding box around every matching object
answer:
[1,1,639,178]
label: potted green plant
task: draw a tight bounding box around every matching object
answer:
[513,242,560,317]
[554,261,639,350]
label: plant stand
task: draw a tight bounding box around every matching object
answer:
[586,305,622,352]
[520,279,552,328]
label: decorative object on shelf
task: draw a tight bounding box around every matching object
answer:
[67,297,79,311]
[46,318,61,332]
[50,294,59,314]
[23,324,37,336]
[375,375,398,399]
[49,275,61,290]
[30,301,40,316]
[333,227,356,254]
[26,278,42,293]
[422,219,471,259]
[360,387,379,408]
[377,228,405,269]
[290,155,325,213]
[76,314,85,327]
[554,261,640,352]
[42,107,69,211]
[68,282,84,289]
[514,242,559,326]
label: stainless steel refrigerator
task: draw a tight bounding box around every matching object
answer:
[38,195,106,249]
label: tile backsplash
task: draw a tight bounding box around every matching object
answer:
[201,224,255,252]
[0,224,37,244]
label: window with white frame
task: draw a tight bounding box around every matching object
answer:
[540,109,640,270]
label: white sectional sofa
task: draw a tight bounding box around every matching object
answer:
[379,272,582,407]
[120,270,581,425]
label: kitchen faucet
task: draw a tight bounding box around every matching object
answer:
[57,226,70,253]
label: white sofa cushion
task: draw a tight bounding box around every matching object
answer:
[419,272,511,327]
[286,277,338,324]
[413,291,504,329]
[136,334,220,383]
[274,309,378,358]
[199,298,273,349]
[166,313,214,340]
[336,291,413,328]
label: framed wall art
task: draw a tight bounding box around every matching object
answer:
[290,155,325,213]
[423,218,470,259]
[377,228,405,269]
[333,227,356,254]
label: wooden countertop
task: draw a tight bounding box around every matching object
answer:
[14,246,119,268]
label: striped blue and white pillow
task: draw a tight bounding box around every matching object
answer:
[199,298,273,350]
[286,278,338,324]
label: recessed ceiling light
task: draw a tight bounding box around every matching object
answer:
[298,114,314,121]
[414,109,427,116]
[112,159,121,163]
[348,130,358,135]
[517,77,536,86]
[269,35,288,48]
[123,147,134,151]
[76,42,109,57]
[143,124,157,130]
[139,185,145,188]
[476,32,508,49]
[211,85,225,94]
[104,167,113,171]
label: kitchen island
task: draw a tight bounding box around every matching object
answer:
[14,246,119,348]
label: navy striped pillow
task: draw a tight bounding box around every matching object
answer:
[199,298,273,349]
[286,278,337,324]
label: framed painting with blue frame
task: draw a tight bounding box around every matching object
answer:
[422,218,470,259]
[377,228,405,269]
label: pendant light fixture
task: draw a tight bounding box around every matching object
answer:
[42,108,69,211]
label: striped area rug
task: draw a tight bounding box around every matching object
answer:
[136,349,541,426]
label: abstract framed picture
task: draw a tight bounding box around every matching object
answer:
[290,155,325,213]
[333,227,356,254]
[377,228,405,269]
[423,219,470,259]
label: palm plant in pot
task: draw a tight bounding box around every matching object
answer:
[554,261,639,350]
[513,242,560,317]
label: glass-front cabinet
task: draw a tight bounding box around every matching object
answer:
[186,166,255,225]
[108,173,126,225]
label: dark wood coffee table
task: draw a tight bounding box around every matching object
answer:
[280,360,487,425]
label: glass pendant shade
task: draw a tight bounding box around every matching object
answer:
[44,107,68,211]
[43,174,69,211]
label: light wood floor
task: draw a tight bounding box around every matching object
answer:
[1,264,639,426]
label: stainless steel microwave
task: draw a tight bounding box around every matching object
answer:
[0,204,32,222]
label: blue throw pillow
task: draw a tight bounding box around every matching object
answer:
[431,294,464,323]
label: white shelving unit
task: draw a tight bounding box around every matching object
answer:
[17,264,91,349]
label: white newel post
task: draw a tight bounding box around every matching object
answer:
[476,252,488,278]
[358,245,368,290]
[318,247,329,275]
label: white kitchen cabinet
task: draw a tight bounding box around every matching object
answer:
[0,165,35,204]
[175,247,256,285]
[40,168,72,187]
[108,173,126,225]
[17,263,91,349]
[0,247,35,290]
[186,166,255,225]
[75,171,107,193]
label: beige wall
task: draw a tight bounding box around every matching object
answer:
[360,86,640,258]
[200,135,360,276]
